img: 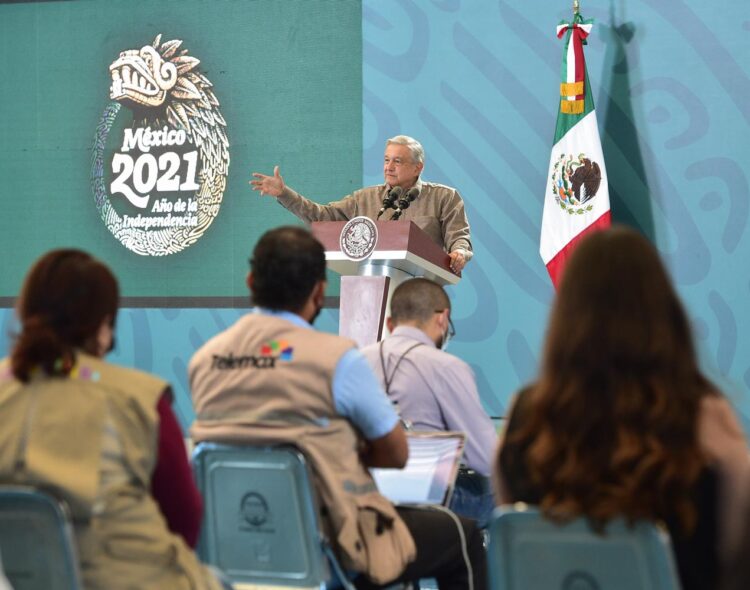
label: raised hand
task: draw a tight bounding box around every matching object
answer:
[250,165,285,197]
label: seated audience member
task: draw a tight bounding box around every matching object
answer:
[0,250,226,590]
[189,226,487,590]
[495,226,750,590]
[361,278,497,527]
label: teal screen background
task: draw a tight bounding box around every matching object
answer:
[0,0,361,299]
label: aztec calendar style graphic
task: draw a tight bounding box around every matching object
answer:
[91,34,230,255]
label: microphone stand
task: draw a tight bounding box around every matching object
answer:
[376,186,403,219]
[390,187,419,220]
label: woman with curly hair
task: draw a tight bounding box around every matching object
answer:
[0,249,228,589]
[495,226,750,590]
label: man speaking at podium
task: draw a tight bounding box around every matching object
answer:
[250,135,473,273]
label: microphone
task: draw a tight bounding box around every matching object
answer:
[391,187,419,220]
[377,186,403,219]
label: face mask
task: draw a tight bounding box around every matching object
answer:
[438,317,455,351]
[97,321,116,356]
[309,301,323,326]
[439,330,450,351]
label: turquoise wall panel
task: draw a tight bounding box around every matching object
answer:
[362,0,750,430]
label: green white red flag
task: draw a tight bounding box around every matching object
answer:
[540,14,610,288]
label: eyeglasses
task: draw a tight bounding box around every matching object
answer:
[434,309,456,342]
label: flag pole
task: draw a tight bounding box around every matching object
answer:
[540,0,611,287]
[573,1,582,27]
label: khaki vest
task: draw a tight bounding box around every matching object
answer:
[190,314,416,583]
[0,354,221,590]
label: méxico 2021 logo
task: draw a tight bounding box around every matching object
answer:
[91,34,229,255]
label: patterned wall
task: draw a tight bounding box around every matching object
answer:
[1,0,748,433]
[361,0,750,431]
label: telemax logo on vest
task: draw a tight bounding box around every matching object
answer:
[211,340,294,370]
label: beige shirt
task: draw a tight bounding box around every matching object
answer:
[277,179,473,258]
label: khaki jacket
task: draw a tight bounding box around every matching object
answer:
[277,179,473,258]
[190,313,416,583]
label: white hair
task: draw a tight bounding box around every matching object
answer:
[386,135,425,165]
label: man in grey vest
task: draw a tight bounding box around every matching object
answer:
[361,278,497,528]
[189,226,486,590]
[249,135,472,273]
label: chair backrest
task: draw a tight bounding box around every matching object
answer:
[488,506,682,590]
[0,485,82,590]
[192,442,336,589]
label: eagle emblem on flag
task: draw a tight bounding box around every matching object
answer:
[551,153,603,214]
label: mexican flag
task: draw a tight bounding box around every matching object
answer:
[540,14,610,288]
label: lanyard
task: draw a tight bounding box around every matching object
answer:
[378,340,424,394]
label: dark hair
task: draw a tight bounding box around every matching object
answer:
[390,278,450,326]
[507,225,711,532]
[249,226,327,312]
[11,249,119,382]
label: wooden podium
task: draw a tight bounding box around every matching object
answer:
[311,220,459,347]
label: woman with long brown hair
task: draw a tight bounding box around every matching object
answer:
[0,249,227,589]
[496,226,750,590]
